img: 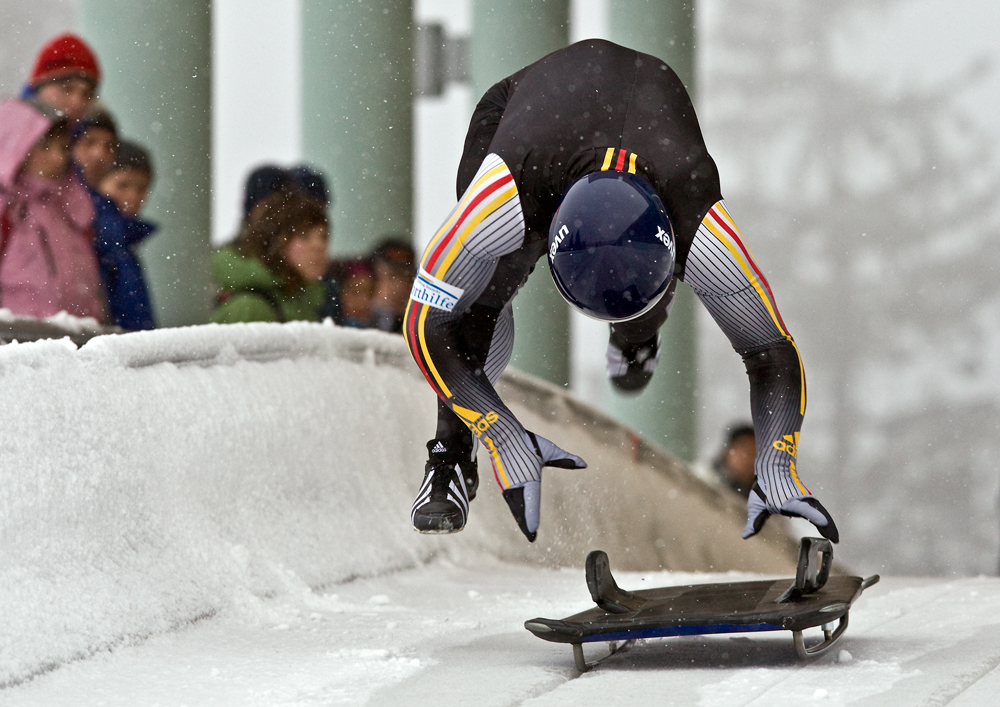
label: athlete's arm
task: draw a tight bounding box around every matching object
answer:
[683,201,838,542]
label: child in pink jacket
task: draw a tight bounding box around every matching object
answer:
[0,97,105,322]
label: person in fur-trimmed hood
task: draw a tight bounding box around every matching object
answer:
[0,97,105,322]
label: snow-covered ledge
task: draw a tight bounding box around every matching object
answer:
[0,321,795,686]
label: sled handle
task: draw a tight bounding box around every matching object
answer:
[861,574,880,591]
[585,550,645,614]
[777,537,834,603]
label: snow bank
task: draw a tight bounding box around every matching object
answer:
[0,321,795,687]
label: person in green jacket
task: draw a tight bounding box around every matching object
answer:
[211,188,329,324]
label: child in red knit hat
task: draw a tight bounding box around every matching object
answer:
[28,34,102,123]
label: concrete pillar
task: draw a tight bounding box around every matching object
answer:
[605,0,698,460]
[78,1,213,327]
[301,0,414,257]
[471,0,570,386]
[607,0,695,87]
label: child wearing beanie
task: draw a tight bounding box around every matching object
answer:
[0,98,105,322]
[27,33,101,123]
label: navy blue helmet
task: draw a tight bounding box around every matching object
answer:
[548,171,676,322]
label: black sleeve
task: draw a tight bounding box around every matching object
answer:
[456,69,527,197]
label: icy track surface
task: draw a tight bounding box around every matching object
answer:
[6,556,1000,706]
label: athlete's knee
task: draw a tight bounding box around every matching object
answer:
[742,341,800,383]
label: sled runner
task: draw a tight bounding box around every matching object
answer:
[525,537,879,672]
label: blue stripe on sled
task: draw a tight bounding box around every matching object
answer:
[579,622,785,643]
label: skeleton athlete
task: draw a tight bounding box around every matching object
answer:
[403,39,838,544]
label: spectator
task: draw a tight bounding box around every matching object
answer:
[72,106,118,189]
[369,237,415,334]
[242,164,292,226]
[288,164,331,208]
[100,141,154,220]
[237,163,342,321]
[94,140,158,330]
[328,258,374,328]
[240,163,331,230]
[211,189,329,324]
[25,34,101,123]
[0,98,104,321]
[713,423,757,497]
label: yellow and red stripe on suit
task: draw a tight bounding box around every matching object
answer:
[404,154,536,491]
[421,160,519,280]
[683,200,811,507]
[406,154,518,399]
[600,147,639,174]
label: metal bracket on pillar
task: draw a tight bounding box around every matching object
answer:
[414,24,469,97]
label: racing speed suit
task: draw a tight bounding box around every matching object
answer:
[404,39,820,541]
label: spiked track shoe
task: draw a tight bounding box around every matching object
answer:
[607,334,660,393]
[411,439,475,534]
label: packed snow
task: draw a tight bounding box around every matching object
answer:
[6,559,1000,706]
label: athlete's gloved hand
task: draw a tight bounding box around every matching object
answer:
[742,480,839,543]
[502,430,587,543]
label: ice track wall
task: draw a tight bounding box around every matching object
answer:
[0,322,796,686]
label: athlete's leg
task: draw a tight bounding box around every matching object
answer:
[605,279,677,392]
[427,301,512,503]
[432,302,509,438]
[608,278,677,347]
